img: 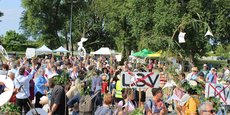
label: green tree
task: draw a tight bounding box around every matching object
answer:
[142,0,229,66]
[3,30,27,51]
[20,0,68,49]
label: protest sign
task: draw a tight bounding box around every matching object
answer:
[26,48,36,58]
[121,72,159,88]
[205,83,230,105]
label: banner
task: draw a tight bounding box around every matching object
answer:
[121,72,159,88]
[205,83,230,105]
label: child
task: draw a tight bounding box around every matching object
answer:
[101,75,108,96]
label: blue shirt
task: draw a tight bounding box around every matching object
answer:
[144,99,162,114]
[91,76,102,92]
[15,69,37,99]
[207,72,214,83]
[34,75,47,95]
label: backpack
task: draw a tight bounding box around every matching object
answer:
[144,99,153,115]
[79,92,99,115]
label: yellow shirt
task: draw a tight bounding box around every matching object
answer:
[184,96,200,115]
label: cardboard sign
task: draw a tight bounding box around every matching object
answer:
[205,83,230,105]
[121,72,160,88]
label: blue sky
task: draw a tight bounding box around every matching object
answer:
[0,0,24,36]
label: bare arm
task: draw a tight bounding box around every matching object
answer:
[49,103,58,114]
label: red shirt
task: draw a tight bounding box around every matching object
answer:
[101,81,108,94]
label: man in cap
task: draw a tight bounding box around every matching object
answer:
[200,64,209,79]
[206,68,217,83]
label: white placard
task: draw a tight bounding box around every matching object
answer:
[205,83,230,105]
[121,72,159,88]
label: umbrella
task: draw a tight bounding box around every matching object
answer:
[132,49,153,57]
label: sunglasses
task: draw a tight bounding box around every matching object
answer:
[202,110,215,114]
[192,70,198,72]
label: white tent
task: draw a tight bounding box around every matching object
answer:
[92,47,112,55]
[36,45,52,53]
[53,46,69,52]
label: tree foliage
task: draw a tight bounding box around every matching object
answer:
[2,30,27,51]
[20,0,230,62]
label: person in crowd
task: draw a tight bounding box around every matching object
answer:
[114,74,123,105]
[144,87,168,115]
[206,68,218,83]
[48,66,58,79]
[49,76,68,115]
[183,87,200,115]
[116,88,136,115]
[186,67,199,81]
[197,72,205,83]
[95,93,114,115]
[147,59,153,72]
[100,67,110,81]
[198,101,215,115]
[67,79,82,115]
[91,69,102,95]
[8,72,17,104]
[34,69,48,108]
[0,64,9,75]
[70,66,78,83]
[180,72,187,84]
[15,60,39,114]
[45,61,52,77]
[101,75,108,96]
[223,65,230,80]
[9,62,18,75]
[200,64,209,79]
[159,72,167,87]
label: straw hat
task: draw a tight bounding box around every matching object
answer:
[191,67,198,72]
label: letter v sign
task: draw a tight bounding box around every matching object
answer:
[128,72,159,88]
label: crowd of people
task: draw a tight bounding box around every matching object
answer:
[0,54,229,115]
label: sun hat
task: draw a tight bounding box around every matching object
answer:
[191,67,198,72]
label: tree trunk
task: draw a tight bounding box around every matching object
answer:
[65,31,69,50]
[189,54,195,68]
